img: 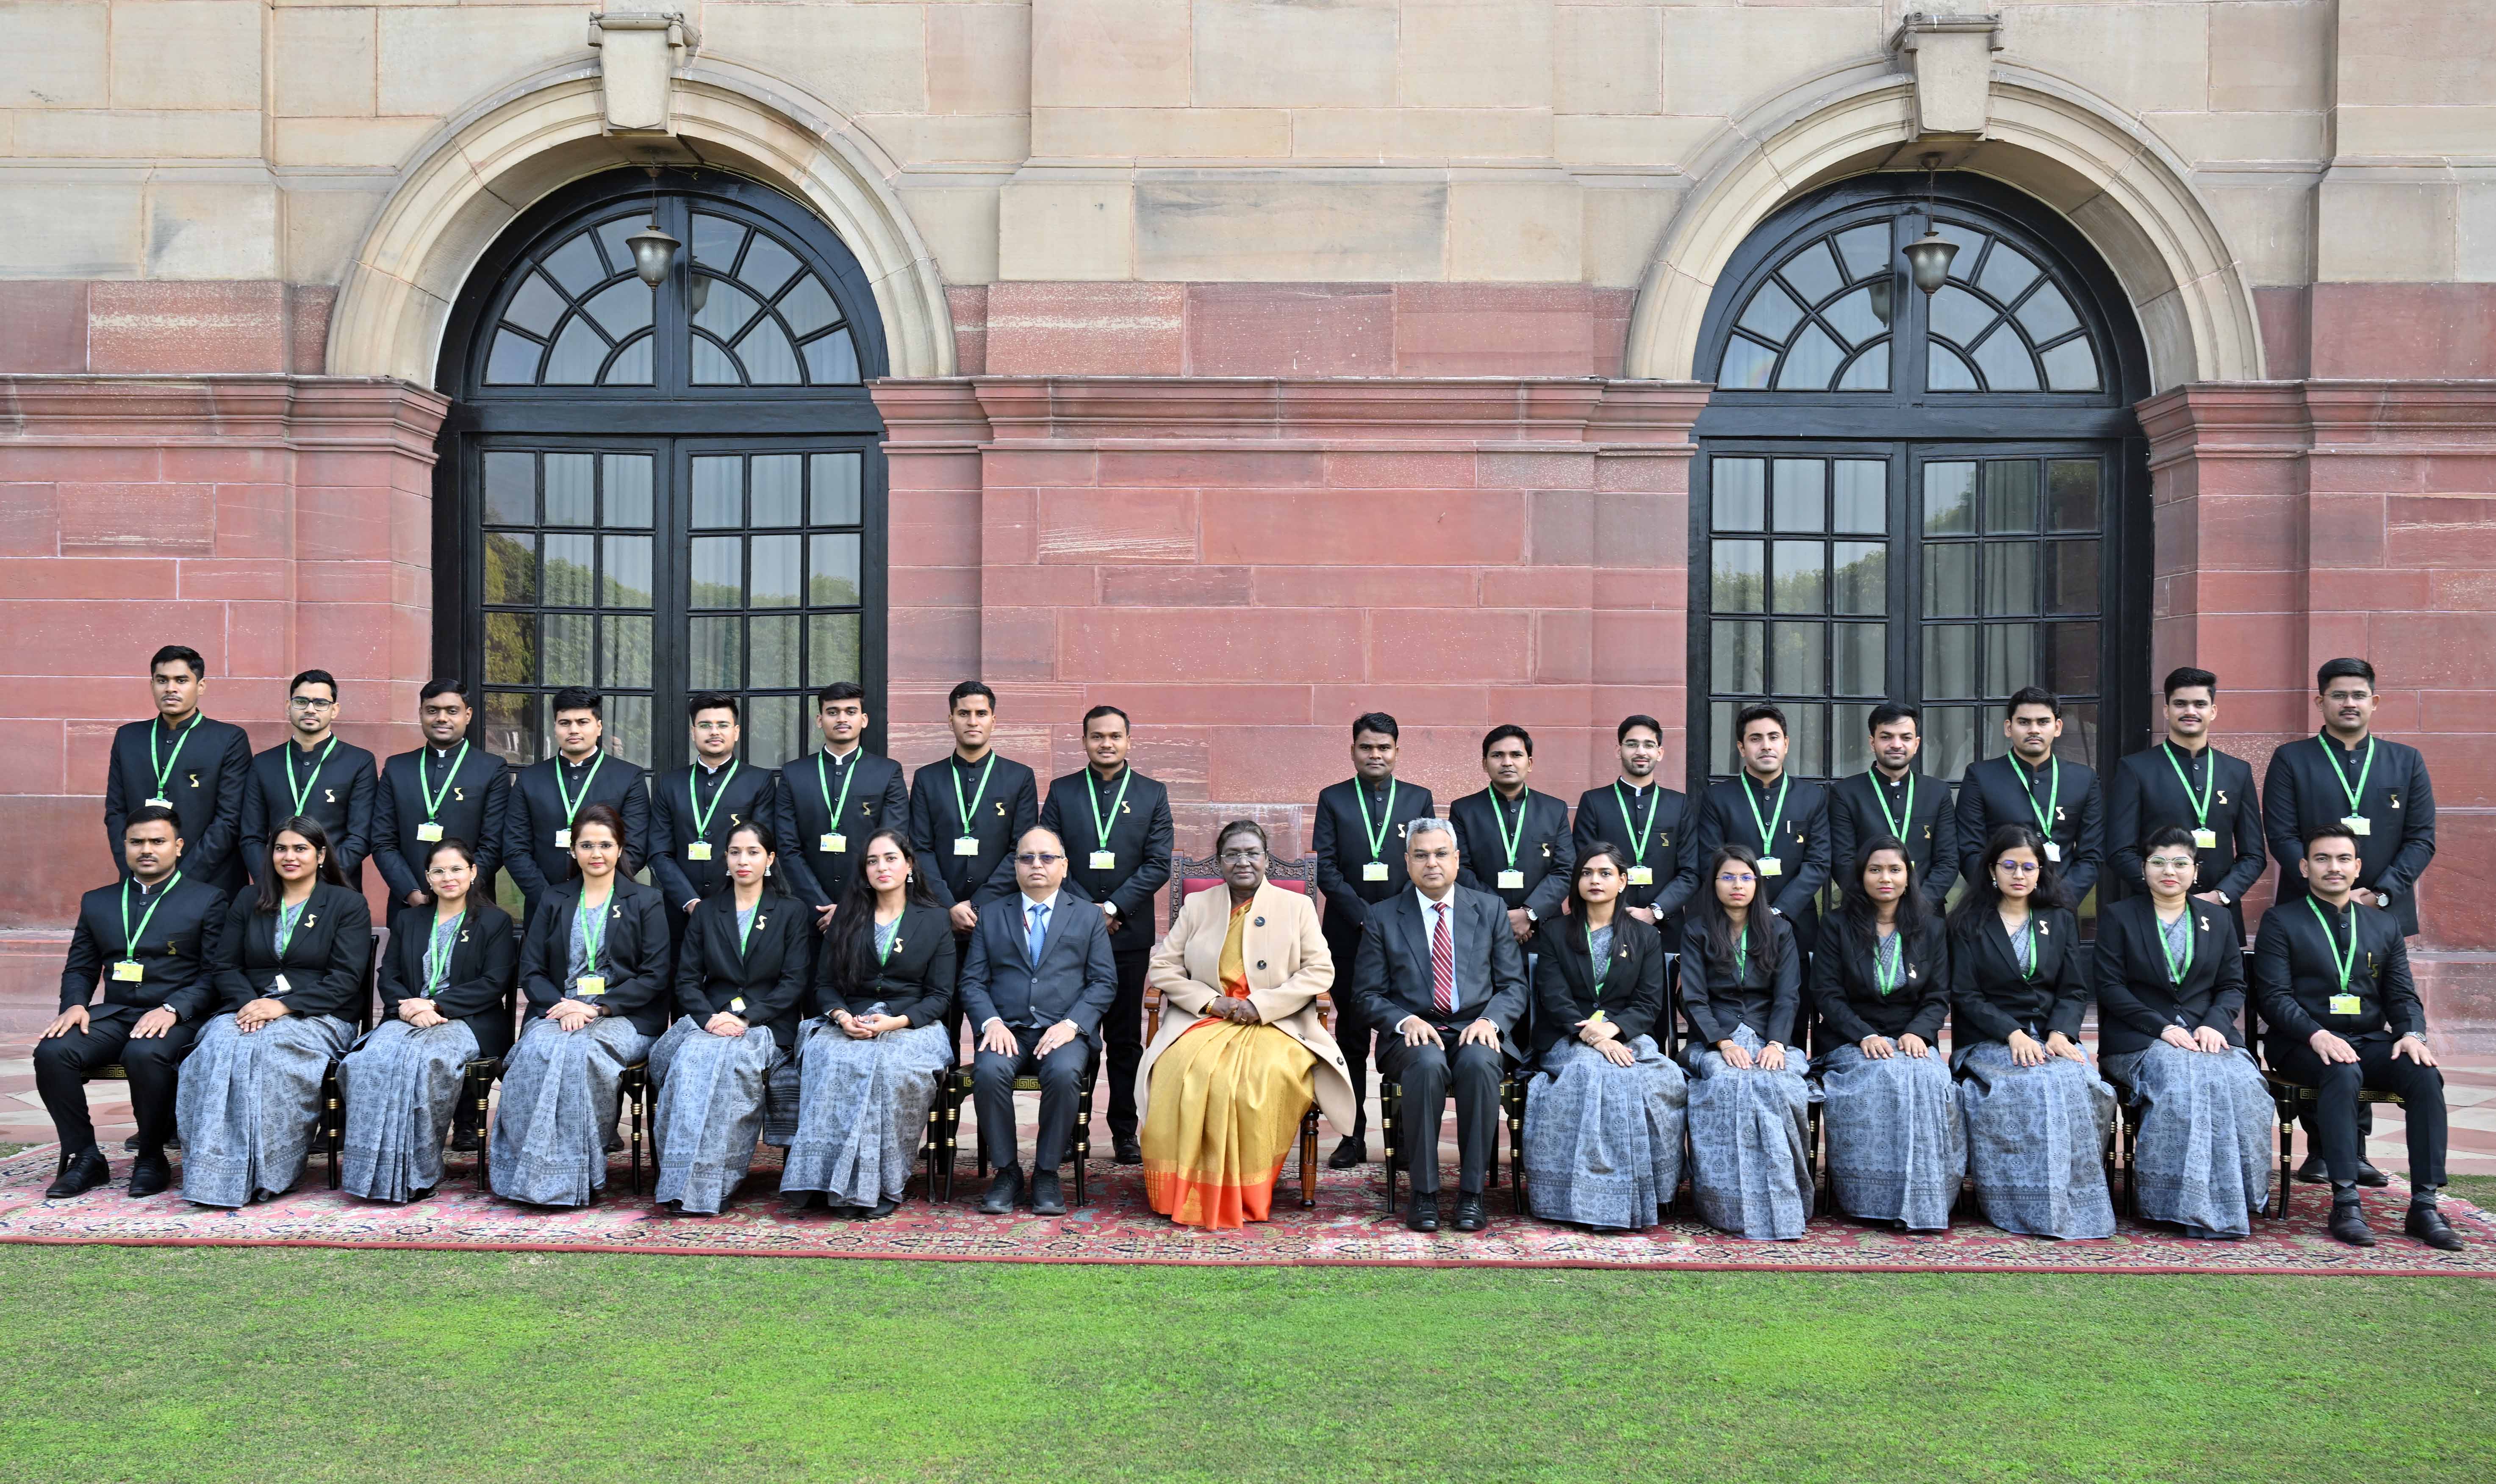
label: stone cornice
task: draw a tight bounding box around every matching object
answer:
[2138,379,2496,470]
[0,375,450,457]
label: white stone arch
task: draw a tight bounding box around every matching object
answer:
[1626,60,2264,392]
[328,57,955,385]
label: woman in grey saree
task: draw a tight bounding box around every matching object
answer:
[1675,844,1813,1241]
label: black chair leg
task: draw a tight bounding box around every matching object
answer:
[1378,1081,1401,1215]
[1072,1080,1094,1209]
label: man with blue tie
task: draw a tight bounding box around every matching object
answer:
[960,826,1118,1216]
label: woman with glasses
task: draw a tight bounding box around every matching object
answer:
[1138,821,1353,1230]
[1520,843,1683,1234]
[179,815,373,1207]
[339,836,518,1202]
[782,827,957,1218]
[1677,843,1812,1240]
[649,820,810,1214]
[2093,825,2271,1237]
[1811,836,1964,1231]
[492,801,674,1207]
[1948,822,2115,1239]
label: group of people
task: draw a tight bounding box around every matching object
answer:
[31,645,2463,1252]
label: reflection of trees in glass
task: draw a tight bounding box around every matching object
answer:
[483,532,535,605]
[485,612,532,686]
[808,576,859,606]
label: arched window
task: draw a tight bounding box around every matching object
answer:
[436,170,888,772]
[1690,174,2150,788]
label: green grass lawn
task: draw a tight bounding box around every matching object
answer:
[1,1243,2490,1483]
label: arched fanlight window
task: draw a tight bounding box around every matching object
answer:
[1920,224,2102,393]
[1717,222,1895,393]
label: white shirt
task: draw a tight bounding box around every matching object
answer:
[1412,883,1467,1015]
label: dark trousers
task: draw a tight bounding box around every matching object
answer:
[2266,1034,2449,1188]
[1378,1027,1503,1196]
[1098,941,1149,1136]
[32,1012,201,1152]
[973,1026,1091,1172]
[1324,924,1371,1140]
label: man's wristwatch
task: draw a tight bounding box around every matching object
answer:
[1523,907,1538,924]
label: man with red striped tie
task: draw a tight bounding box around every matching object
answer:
[1349,818,1529,1233]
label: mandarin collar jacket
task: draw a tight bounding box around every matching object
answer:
[774,749,909,910]
[240,737,380,890]
[104,714,254,893]
[1451,786,1574,921]
[1827,769,1959,911]
[60,873,230,1024]
[372,745,512,904]
[378,901,520,1058]
[2091,894,2247,1057]
[211,881,373,1022]
[1041,764,1176,932]
[1570,781,1695,925]
[2252,896,2423,1044]
[2261,734,2435,937]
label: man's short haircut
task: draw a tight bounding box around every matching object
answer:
[1868,702,1920,733]
[1352,711,1400,743]
[419,678,469,703]
[2317,657,2376,693]
[1482,723,1533,758]
[123,803,182,836]
[2302,822,2361,854]
[817,680,865,709]
[688,691,739,722]
[1407,817,1459,851]
[149,645,206,679]
[2005,686,2061,719]
[288,669,338,700]
[550,687,602,717]
[1082,704,1131,733]
[1617,714,1663,745]
[2162,667,2218,701]
[1733,703,1788,739]
[948,679,997,711]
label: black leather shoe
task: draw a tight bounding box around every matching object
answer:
[1452,1193,1488,1232]
[2355,1159,2391,1188]
[45,1146,110,1200]
[447,1116,484,1153]
[979,1166,1023,1214]
[2407,1203,2465,1251]
[2328,1198,2377,1248]
[128,1147,174,1199]
[1329,1135,1366,1169]
[1112,1132,1143,1166]
[1405,1193,1439,1232]
[864,1196,901,1220]
[1029,1170,1067,1216]
[2296,1153,2392,1187]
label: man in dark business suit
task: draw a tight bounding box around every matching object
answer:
[960,827,1118,1217]
[776,680,909,932]
[1827,703,1957,912]
[372,679,510,915]
[907,680,1040,955]
[1954,686,2104,903]
[1691,703,1832,953]
[1312,711,1435,1167]
[1039,704,1174,1165]
[1571,714,1694,935]
[2263,657,2436,938]
[2106,667,2263,931]
[648,692,779,944]
[503,687,651,930]
[239,668,378,890]
[104,644,254,895]
[1351,817,1527,1234]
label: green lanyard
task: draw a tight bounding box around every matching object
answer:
[1868,770,1915,841]
[1087,767,1134,853]
[2155,908,2194,985]
[2015,756,2060,840]
[1744,773,1790,853]
[1611,782,1658,864]
[1354,778,1399,863]
[285,737,338,817]
[1872,928,1903,997]
[273,897,308,956]
[737,900,761,957]
[815,749,860,837]
[148,714,199,800]
[1491,790,1530,870]
[576,891,612,973]
[1733,921,1750,986]
[420,742,469,822]
[2319,734,2375,816]
[876,917,899,966]
[2306,897,2358,995]
[555,751,607,829]
[689,760,742,840]
[424,911,463,995]
[119,872,182,960]
[951,753,998,835]
[2160,742,2213,829]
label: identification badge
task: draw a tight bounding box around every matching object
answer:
[1362,861,1389,882]
[1757,856,1783,877]
[685,842,713,862]
[2343,814,2371,837]
[575,975,605,997]
[954,836,981,857]
[2329,993,2363,1016]
[145,796,173,809]
[2192,828,2218,850]
[113,960,145,982]
[729,997,746,1015]
[271,974,291,995]
[1090,850,1117,870]
[1498,869,1526,890]
[1627,866,1653,886]
[822,833,846,853]
[554,829,571,850]
[2044,841,2064,862]
[415,822,445,843]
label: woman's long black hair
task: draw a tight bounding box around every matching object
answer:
[1946,822,2074,934]
[1568,840,1632,922]
[1689,843,1782,979]
[1836,833,1931,950]
[716,819,790,900]
[563,800,630,882]
[824,827,939,998]
[253,814,349,913]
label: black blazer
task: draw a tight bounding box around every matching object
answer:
[958,892,1119,1042]
[211,881,372,1022]
[105,713,254,893]
[2106,742,2263,916]
[1570,781,1695,925]
[1313,776,1437,953]
[1451,787,1574,920]
[1811,916,1951,1045]
[2252,897,2423,1044]
[1826,769,1958,910]
[1676,911,1804,1048]
[2092,896,2247,1057]
[1041,764,1176,948]
[774,748,910,910]
[1690,775,1830,933]
[1948,905,2087,1044]
[518,877,676,1036]
[1348,886,1528,1059]
[240,737,380,890]
[372,744,512,904]
[817,900,959,1028]
[2262,734,2435,936]
[1955,755,2104,902]
[649,761,781,910]
[377,902,520,1058]
[1531,913,1665,1058]
[504,753,652,911]
[671,889,813,1048]
[908,751,1041,916]
[60,874,230,1024]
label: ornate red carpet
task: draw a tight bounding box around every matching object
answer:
[1,1145,2489,1274]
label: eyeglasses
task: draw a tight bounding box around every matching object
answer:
[1995,859,2042,876]
[287,697,336,711]
[1217,849,1266,864]
[2145,855,2197,872]
[1717,871,1756,886]
[1013,852,1063,867]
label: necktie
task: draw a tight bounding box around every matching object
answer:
[1430,901,1454,1016]
[1027,901,1049,964]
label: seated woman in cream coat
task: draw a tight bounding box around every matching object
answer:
[1139,819,1356,1230]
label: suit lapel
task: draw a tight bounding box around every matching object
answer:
[1393,892,1430,1001]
